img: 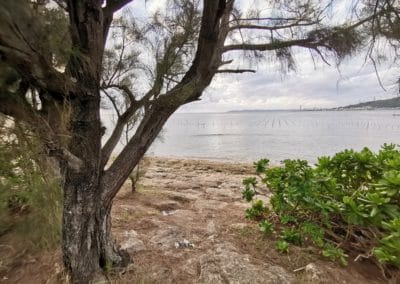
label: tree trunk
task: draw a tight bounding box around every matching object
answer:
[98,201,130,269]
[62,178,101,283]
[61,94,128,282]
[63,185,129,283]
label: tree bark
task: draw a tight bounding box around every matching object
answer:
[61,92,130,282]
[62,180,101,283]
[61,94,101,282]
[63,187,129,283]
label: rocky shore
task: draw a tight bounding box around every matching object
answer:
[0,157,387,283]
[111,157,385,283]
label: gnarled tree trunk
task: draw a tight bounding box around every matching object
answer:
[61,95,105,282]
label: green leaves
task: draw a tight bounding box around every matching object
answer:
[374,218,400,266]
[322,244,348,266]
[259,220,274,235]
[280,228,301,245]
[254,159,269,174]
[245,200,268,220]
[276,240,289,254]
[242,144,400,271]
[242,177,257,202]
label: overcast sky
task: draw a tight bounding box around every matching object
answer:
[179,55,399,112]
[126,0,400,113]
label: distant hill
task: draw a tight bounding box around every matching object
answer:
[338,96,400,110]
[227,109,299,113]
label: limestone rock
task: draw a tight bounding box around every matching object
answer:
[149,226,182,249]
[205,187,239,199]
[197,243,294,284]
[193,199,228,211]
[303,263,322,283]
[120,230,145,253]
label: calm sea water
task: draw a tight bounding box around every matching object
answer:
[147,110,400,164]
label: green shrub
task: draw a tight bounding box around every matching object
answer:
[276,240,289,254]
[280,228,302,245]
[322,244,348,266]
[259,220,274,235]
[243,144,400,275]
[245,200,268,220]
[0,122,62,250]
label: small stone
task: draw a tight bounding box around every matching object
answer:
[175,239,194,249]
[162,210,176,216]
[304,263,322,282]
[121,230,145,253]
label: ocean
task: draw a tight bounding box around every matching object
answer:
[147,110,400,164]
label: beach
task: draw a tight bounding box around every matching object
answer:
[1,157,386,283]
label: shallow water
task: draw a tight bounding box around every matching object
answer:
[147,110,400,164]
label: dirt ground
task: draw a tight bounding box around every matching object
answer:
[0,157,392,283]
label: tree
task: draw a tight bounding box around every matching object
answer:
[0,0,396,282]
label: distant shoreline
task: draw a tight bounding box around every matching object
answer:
[227,107,400,113]
[227,96,400,113]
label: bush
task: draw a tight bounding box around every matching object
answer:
[0,122,62,250]
[243,144,400,276]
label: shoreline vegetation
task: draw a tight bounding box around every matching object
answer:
[243,144,400,280]
[1,156,393,283]
[227,95,400,113]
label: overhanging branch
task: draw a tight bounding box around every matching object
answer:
[47,143,84,172]
[103,0,134,15]
[0,92,83,172]
[217,69,256,73]
[229,21,319,32]
[223,39,313,53]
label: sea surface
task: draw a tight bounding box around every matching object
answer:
[147,110,400,164]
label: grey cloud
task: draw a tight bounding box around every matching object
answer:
[179,54,398,113]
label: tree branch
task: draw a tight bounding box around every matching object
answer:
[47,143,84,172]
[105,84,136,105]
[100,103,173,206]
[0,1,81,98]
[103,0,134,15]
[223,39,313,53]
[103,89,122,118]
[100,83,156,169]
[0,92,83,172]
[229,21,319,32]
[229,17,304,23]
[217,69,256,73]
[100,0,233,205]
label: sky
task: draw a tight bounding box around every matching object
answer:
[125,0,400,113]
[178,54,399,112]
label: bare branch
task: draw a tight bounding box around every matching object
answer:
[220,59,234,66]
[229,21,319,32]
[100,83,155,169]
[47,143,83,172]
[102,89,122,117]
[223,39,314,53]
[217,69,256,73]
[105,84,136,105]
[103,0,133,15]
[229,17,304,23]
